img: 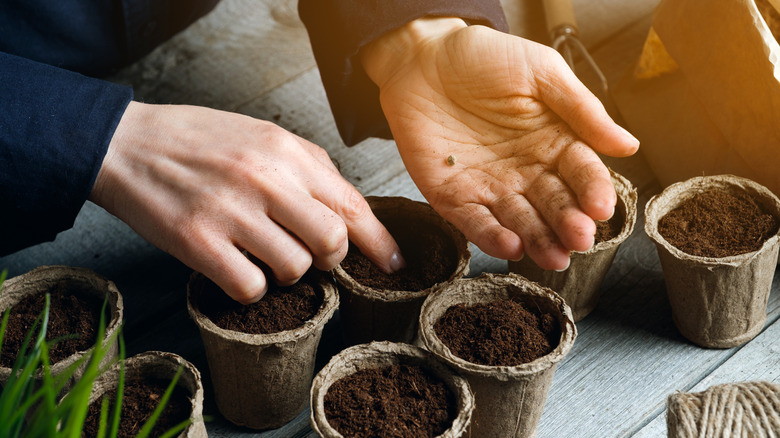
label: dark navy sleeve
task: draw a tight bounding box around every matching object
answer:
[298,0,509,146]
[0,51,133,255]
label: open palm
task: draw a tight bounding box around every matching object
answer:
[369,23,638,270]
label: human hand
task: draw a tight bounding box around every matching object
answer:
[361,17,639,270]
[90,102,404,303]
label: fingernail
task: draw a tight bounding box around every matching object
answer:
[618,125,640,146]
[510,253,524,262]
[244,279,268,304]
[389,251,406,272]
[554,257,571,273]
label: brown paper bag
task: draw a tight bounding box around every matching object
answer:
[614,0,780,194]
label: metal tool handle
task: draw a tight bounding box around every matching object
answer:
[542,0,579,38]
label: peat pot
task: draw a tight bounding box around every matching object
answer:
[333,196,470,345]
[419,273,576,438]
[83,351,207,437]
[509,169,637,322]
[310,341,474,437]
[0,265,123,391]
[644,174,780,348]
[187,270,338,429]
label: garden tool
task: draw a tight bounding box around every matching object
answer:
[542,0,627,126]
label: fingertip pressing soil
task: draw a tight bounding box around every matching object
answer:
[0,284,106,368]
[197,273,324,334]
[658,188,780,258]
[434,299,560,366]
[595,204,625,244]
[82,377,191,438]
[324,364,457,438]
[340,220,457,291]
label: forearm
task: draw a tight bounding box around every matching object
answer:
[0,51,132,255]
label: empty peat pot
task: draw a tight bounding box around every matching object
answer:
[509,169,638,322]
[644,174,780,348]
[187,270,338,429]
[419,273,576,438]
[0,265,123,392]
[310,341,474,438]
[333,196,470,345]
[81,351,207,437]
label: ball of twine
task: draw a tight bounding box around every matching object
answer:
[667,381,780,437]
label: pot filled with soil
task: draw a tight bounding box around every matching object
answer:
[310,341,474,438]
[0,265,123,391]
[187,269,338,429]
[334,196,470,346]
[81,351,206,437]
[509,170,637,322]
[419,273,576,438]
[644,174,780,348]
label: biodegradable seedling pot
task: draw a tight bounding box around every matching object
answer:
[644,174,780,348]
[419,273,576,438]
[333,196,470,346]
[509,170,637,322]
[187,271,339,429]
[310,341,474,438]
[0,265,123,391]
[82,351,207,437]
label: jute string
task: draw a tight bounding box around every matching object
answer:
[667,381,780,437]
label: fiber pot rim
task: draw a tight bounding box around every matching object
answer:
[186,271,339,346]
[309,341,474,438]
[419,273,577,379]
[0,265,124,377]
[332,196,470,302]
[85,350,206,438]
[583,169,638,254]
[644,174,780,266]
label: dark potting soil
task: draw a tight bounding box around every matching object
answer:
[198,273,324,334]
[658,188,780,258]
[324,364,457,438]
[340,220,457,291]
[82,377,191,438]
[594,204,625,243]
[434,299,560,366]
[0,285,106,368]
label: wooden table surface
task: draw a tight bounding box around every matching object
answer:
[3,0,779,436]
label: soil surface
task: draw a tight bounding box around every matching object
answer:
[198,272,324,334]
[82,377,191,438]
[658,188,779,258]
[1,285,106,368]
[594,204,625,243]
[341,219,457,291]
[435,299,560,366]
[324,364,456,438]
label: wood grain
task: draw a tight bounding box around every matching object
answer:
[3,0,779,437]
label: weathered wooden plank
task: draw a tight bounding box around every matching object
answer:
[110,0,316,112]
[634,317,780,437]
[536,228,780,437]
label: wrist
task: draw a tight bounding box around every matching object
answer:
[89,100,148,209]
[360,16,467,89]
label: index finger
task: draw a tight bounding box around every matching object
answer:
[531,46,639,157]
